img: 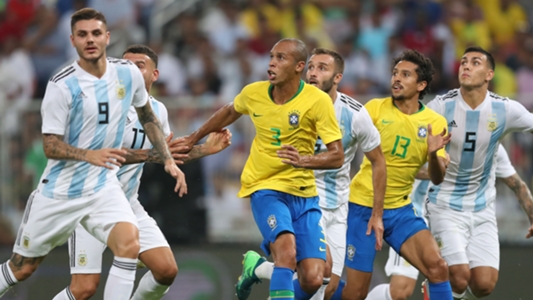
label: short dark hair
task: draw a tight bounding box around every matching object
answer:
[123,44,159,67]
[463,46,495,71]
[310,48,345,74]
[392,50,435,100]
[71,8,107,31]
[278,38,308,64]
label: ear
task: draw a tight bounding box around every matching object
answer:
[417,81,428,92]
[295,61,306,73]
[486,69,494,82]
[105,31,110,46]
[152,69,159,82]
[333,73,343,85]
[70,34,75,47]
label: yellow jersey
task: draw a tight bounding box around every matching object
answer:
[234,80,342,198]
[350,97,448,209]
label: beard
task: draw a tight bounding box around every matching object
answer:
[320,76,335,93]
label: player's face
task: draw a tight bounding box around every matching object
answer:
[306,54,342,94]
[268,41,305,85]
[391,60,426,101]
[123,52,159,89]
[458,52,494,89]
[70,19,109,62]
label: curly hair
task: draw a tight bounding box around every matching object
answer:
[392,50,435,100]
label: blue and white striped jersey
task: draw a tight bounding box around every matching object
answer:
[39,58,149,200]
[495,144,516,179]
[314,92,380,209]
[426,89,533,211]
[117,97,170,201]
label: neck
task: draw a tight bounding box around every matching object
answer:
[394,97,420,115]
[460,85,487,109]
[78,56,107,78]
[271,77,301,104]
[329,89,338,104]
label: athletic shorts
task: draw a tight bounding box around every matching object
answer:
[320,202,348,276]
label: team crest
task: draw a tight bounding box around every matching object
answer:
[116,83,126,100]
[78,254,87,266]
[347,244,356,261]
[435,236,443,249]
[22,236,30,249]
[288,110,301,127]
[339,122,346,137]
[487,115,497,132]
[267,215,277,229]
[417,125,428,138]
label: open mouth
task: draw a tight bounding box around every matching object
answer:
[392,83,402,92]
[267,70,276,80]
[308,78,318,85]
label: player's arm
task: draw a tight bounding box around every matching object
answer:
[364,145,386,250]
[500,173,533,238]
[185,103,242,147]
[43,134,126,169]
[426,122,451,185]
[278,139,343,169]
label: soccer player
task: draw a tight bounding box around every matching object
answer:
[341,49,453,300]
[425,46,533,299]
[51,44,232,300]
[234,47,386,300]
[0,9,186,300]
[182,38,345,300]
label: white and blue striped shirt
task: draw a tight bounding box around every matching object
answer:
[39,58,148,200]
[426,89,533,212]
[314,92,380,209]
[117,97,170,201]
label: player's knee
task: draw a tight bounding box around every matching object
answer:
[323,261,332,278]
[70,280,99,300]
[113,238,140,258]
[341,288,367,300]
[426,257,449,282]
[12,264,37,281]
[152,264,178,286]
[449,268,470,292]
[390,284,414,300]
[470,279,496,297]
[299,271,323,294]
[273,246,296,268]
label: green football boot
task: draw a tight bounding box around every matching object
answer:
[235,250,267,300]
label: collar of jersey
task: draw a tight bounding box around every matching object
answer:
[268,79,305,104]
[392,99,426,114]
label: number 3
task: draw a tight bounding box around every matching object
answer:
[271,128,281,146]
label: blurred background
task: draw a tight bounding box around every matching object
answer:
[1,0,533,299]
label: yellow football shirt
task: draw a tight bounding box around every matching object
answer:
[234,80,342,198]
[350,97,448,209]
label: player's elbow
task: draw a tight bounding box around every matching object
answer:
[430,174,444,185]
[332,151,344,168]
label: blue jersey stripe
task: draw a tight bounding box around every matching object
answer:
[449,110,480,210]
[42,77,83,198]
[324,172,338,208]
[474,102,507,211]
[340,107,353,150]
[125,164,145,199]
[412,180,429,213]
[429,101,456,204]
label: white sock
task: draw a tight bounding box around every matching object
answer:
[309,283,327,300]
[453,291,466,299]
[254,261,275,280]
[0,262,18,297]
[131,271,170,300]
[366,283,392,300]
[463,286,478,299]
[52,287,76,300]
[103,257,137,300]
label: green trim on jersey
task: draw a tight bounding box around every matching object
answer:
[392,99,426,114]
[269,80,305,104]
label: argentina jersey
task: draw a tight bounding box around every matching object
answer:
[426,89,533,211]
[314,93,380,209]
[410,179,429,215]
[39,58,148,200]
[117,97,170,201]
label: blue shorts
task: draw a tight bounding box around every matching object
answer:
[345,203,428,272]
[250,190,326,262]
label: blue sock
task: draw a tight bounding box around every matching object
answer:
[330,279,345,300]
[293,278,313,300]
[429,281,453,300]
[270,267,295,300]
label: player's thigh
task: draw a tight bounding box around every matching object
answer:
[384,203,428,255]
[293,196,326,263]
[342,267,372,300]
[69,224,106,275]
[132,198,170,254]
[14,190,89,258]
[385,247,419,280]
[250,190,294,257]
[426,202,470,267]
[345,203,376,274]
[322,203,347,277]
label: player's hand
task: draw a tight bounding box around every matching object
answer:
[526,224,533,238]
[367,214,384,251]
[205,128,232,154]
[164,160,187,196]
[167,134,190,165]
[427,124,452,154]
[277,145,303,168]
[86,148,127,169]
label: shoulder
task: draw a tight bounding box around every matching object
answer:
[364,97,389,110]
[423,105,447,124]
[434,89,460,102]
[338,92,364,113]
[49,63,76,84]
[241,81,270,96]
[488,91,510,102]
[150,97,168,112]
[107,57,135,66]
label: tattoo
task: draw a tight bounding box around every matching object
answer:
[503,174,533,222]
[9,254,42,271]
[43,134,87,161]
[180,145,206,164]
[121,148,150,165]
[136,105,172,163]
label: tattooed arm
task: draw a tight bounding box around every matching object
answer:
[500,173,533,238]
[43,134,125,169]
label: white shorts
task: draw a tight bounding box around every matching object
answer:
[70,197,169,274]
[320,202,348,277]
[384,247,419,280]
[426,201,499,270]
[13,183,137,258]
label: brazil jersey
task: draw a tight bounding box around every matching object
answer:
[234,80,342,198]
[350,97,448,209]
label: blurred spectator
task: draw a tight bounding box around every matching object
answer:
[58,0,87,61]
[336,37,373,95]
[150,42,187,97]
[491,45,517,97]
[186,36,222,95]
[401,9,436,56]
[449,1,491,59]
[240,0,280,39]
[475,0,528,47]
[516,37,533,106]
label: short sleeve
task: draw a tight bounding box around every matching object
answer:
[353,106,381,153]
[158,103,171,137]
[506,100,533,132]
[314,95,341,144]
[495,145,516,178]
[233,92,248,115]
[131,66,149,108]
[363,99,380,125]
[41,81,70,135]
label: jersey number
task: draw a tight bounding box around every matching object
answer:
[392,135,411,159]
[98,103,109,124]
[131,128,146,149]
[464,132,476,152]
[271,128,281,146]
